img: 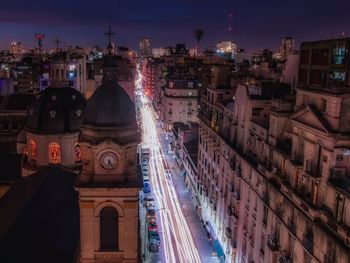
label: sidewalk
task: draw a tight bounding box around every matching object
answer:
[159,133,219,263]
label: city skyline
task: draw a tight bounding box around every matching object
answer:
[0,0,349,51]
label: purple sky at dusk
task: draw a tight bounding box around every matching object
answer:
[0,0,349,52]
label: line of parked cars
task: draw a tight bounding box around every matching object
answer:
[140,145,160,252]
[144,198,160,252]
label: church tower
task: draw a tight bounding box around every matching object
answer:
[75,32,142,262]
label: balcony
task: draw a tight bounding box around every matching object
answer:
[302,236,313,254]
[245,151,258,168]
[227,206,233,216]
[275,206,283,220]
[328,168,350,195]
[293,185,318,209]
[290,153,304,167]
[287,218,296,235]
[278,250,292,263]
[228,183,234,192]
[262,192,269,205]
[235,166,242,177]
[232,211,239,225]
[225,227,232,239]
[229,158,236,170]
[276,138,292,156]
[233,191,240,201]
[305,160,322,178]
[267,235,279,251]
[243,226,248,237]
[269,177,281,190]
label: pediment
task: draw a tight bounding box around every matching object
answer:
[292,106,330,134]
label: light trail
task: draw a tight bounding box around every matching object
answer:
[137,67,201,263]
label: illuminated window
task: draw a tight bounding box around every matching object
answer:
[331,44,347,65]
[49,142,61,164]
[74,143,82,163]
[29,139,37,161]
[100,207,118,250]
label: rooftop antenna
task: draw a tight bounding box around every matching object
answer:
[54,36,61,51]
[34,33,45,55]
[104,25,116,54]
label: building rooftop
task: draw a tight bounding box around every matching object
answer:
[0,165,80,263]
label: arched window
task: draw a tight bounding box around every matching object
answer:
[49,142,61,164]
[74,143,81,163]
[29,139,36,161]
[100,207,118,250]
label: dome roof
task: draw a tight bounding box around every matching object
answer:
[84,81,136,127]
[26,87,87,133]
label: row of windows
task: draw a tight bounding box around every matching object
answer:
[27,139,81,164]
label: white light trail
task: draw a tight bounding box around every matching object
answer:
[137,68,201,263]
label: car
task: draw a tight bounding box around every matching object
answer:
[143,182,151,193]
[148,241,160,252]
[148,221,158,232]
[146,209,156,221]
[143,197,154,206]
[146,203,155,211]
[148,231,160,241]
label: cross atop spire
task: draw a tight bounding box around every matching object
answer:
[54,36,61,50]
[104,25,115,46]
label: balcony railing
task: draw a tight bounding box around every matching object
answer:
[225,227,232,239]
[287,218,296,235]
[230,159,236,170]
[227,206,233,216]
[233,211,239,225]
[328,169,350,194]
[245,151,258,168]
[267,235,279,251]
[276,138,292,155]
[305,160,322,178]
[233,191,240,201]
[235,166,242,177]
[279,250,292,263]
[290,153,304,166]
[302,236,313,254]
[262,192,269,205]
[275,206,283,220]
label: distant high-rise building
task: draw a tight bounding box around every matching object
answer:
[139,37,152,58]
[216,40,237,60]
[280,37,295,59]
[9,41,23,56]
[298,38,350,88]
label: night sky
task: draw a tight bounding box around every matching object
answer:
[0,0,349,52]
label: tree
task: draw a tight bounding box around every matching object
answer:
[193,29,204,53]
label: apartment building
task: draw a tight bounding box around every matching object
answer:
[196,38,350,263]
[160,79,199,130]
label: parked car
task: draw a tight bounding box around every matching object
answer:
[148,221,158,232]
[142,168,148,176]
[143,181,150,193]
[146,209,156,221]
[143,197,154,207]
[148,231,160,252]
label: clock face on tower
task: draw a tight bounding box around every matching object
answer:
[100,151,118,170]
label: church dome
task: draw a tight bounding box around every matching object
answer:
[83,81,136,127]
[26,87,87,133]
